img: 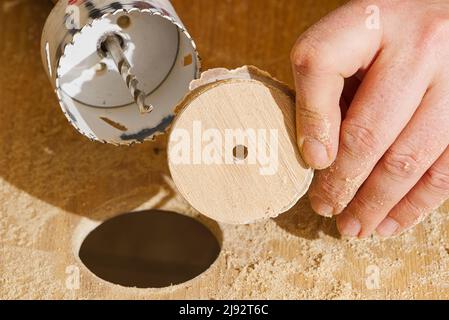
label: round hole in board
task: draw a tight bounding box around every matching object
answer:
[98,32,126,58]
[233,144,249,161]
[117,15,131,29]
[78,210,221,288]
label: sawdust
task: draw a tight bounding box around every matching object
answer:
[0,181,59,248]
[0,247,66,299]
[1,119,448,301]
[1,1,448,299]
[206,198,449,299]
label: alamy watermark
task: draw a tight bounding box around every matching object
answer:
[365,264,381,290]
[169,121,279,176]
[65,265,80,290]
[365,5,381,30]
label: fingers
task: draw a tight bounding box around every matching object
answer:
[308,48,433,218]
[291,1,382,169]
[376,146,449,237]
[336,81,449,237]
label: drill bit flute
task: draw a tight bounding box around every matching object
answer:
[103,34,153,114]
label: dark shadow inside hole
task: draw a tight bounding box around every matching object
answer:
[79,210,221,289]
[233,144,248,160]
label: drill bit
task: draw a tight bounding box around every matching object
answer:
[103,34,153,114]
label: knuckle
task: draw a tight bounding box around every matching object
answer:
[291,35,333,76]
[382,147,421,180]
[353,193,383,215]
[416,16,449,53]
[424,166,449,193]
[398,197,427,227]
[296,105,326,123]
[403,197,423,220]
[340,121,381,157]
[313,175,352,210]
[424,16,449,41]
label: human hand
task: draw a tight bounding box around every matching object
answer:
[290,0,449,238]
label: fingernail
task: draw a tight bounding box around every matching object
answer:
[376,217,400,238]
[301,138,329,169]
[310,198,334,217]
[338,215,361,237]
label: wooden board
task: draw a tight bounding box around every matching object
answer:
[1,0,448,300]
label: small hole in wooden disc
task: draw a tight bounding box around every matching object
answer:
[233,144,248,161]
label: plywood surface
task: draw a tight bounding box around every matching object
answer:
[1,0,448,299]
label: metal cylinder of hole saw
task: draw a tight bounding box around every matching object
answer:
[42,0,200,145]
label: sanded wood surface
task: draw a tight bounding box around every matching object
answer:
[168,67,313,225]
[1,0,448,300]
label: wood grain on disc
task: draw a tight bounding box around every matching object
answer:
[168,67,313,224]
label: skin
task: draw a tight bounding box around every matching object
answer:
[291,0,449,238]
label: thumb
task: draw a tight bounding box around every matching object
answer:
[291,1,382,169]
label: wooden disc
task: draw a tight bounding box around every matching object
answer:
[168,67,313,224]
